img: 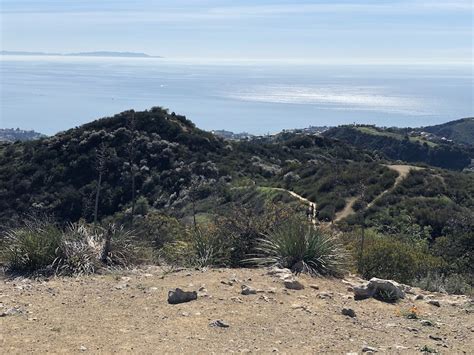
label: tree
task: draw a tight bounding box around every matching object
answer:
[127,111,138,226]
[93,143,108,225]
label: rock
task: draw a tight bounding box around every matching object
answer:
[420,320,433,327]
[79,345,88,352]
[429,335,443,341]
[354,278,404,301]
[267,267,293,280]
[342,308,356,318]
[209,320,229,328]
[284,280,304,290]
[241,285,257,295]
[221,280,234,286]
[318,292,333,299]
[362,345,378,352]
[414,294,424,301]
[167,288,197,304]
[309,284,319,290]
[0,307,25,317]
[428,300,441,307]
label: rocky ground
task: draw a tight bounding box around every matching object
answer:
[1,267,473,354]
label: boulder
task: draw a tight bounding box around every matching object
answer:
[167,288,198,304]
[354,278,405,301]
[342,308,356,318]
[284,279,305,290]
[241,285,257,295]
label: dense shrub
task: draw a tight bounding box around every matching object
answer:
[357,234,444,284]
[3,219,63,273]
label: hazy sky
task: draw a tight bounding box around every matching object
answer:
[1,0,473,63]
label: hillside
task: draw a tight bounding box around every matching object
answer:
[0,107,472,297]
[0,128,45,142]
[420,117,474,146]
[323,125,472,170]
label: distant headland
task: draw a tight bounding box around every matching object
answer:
[0,50,162,59]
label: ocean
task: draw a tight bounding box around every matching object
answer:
[0,56,472,135]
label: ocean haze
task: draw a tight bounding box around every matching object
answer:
[0,56,472,135]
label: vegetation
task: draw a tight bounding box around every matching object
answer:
[324,125,472,170]
[0,107,472,295]
[247,217,347,277]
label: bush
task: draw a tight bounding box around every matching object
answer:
[1,219,146,275]
[3,219,63,273]
[357,234,444,284]
[247,218,347,277]
[415,272,472,295]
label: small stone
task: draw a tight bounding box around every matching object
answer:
[429,335,443,341]
[221,280,234,286]
[428,300,441,307]
[395,345,409,350]
[414,294,424,301]
[266,287,277,294]
[421,319,433,327]
[309,284,319,290]
[318,292,333,299]
[342,308,356,318]
[79,345,87,352]
[209,320,229,328]
[167,288,198,304]
[284,280,304,290]
[241,285,257,295]
[0,307,24,316]
[362,345,378,352]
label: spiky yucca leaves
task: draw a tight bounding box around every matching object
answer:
[3,219,62,274]
[52,223,101,276]
[248,218,347,277]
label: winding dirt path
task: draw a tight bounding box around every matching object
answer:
[270,164,422,224]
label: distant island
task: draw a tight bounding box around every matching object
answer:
[0,50,162,59]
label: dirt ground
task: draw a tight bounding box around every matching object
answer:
[1,267,473,354]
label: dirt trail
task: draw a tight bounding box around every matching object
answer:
[366,164,422,209]
[261,164,421,225]
[334,197,358,222]
[1,268,472,353]
[333,164,422,222]
[272,188,317,224]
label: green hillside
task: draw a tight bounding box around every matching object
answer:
[323,125,471,170]
[421,117,474,146]
[1,108,472,292]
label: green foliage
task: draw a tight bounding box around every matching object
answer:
[415,272,472,295]
[247,217,347,277]
[212,203,294,267]
[357,233,444,284]
[3,219,63,273]
[324,125,471,170]
[1,219,147,275]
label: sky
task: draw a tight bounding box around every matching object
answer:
[1,0,473,64]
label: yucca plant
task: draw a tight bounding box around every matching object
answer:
[52,222,100,276]
[191,226,226,268]
[247,218,347,277]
